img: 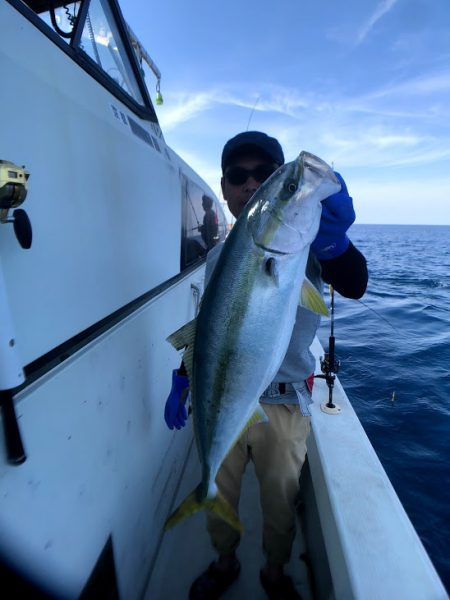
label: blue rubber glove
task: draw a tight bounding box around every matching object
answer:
[311,172,356,260]
[164,369,189,430]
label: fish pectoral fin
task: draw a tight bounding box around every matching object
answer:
[164,486,243,534]
[300,278,329,316]
[264,257,279,284]
[166,318,197,350]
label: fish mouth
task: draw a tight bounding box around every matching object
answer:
[254,241,290,254]
[253,217,303,254]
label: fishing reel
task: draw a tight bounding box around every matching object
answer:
[0,160,32,249]
[315,286,342,414]
[316,344,341,413]
[320,342,340,379]
[0,161,31,465]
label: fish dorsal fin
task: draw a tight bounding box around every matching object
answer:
[167,318,197,382]
[300,278,329,316]
[181,345,194,386]
[167,318,197,350]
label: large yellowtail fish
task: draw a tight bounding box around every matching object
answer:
[165,151,341,532]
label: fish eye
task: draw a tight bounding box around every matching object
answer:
[285,180,297,194]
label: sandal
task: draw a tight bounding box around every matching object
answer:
[260,570,302,600]
[188,560,241,600]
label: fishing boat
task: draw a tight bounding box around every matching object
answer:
[0,1,448,598]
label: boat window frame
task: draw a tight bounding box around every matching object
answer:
[180,174,228,272]
[5,0,158,123]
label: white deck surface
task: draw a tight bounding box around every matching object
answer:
[145,438,314,600]
[143,338,449,600]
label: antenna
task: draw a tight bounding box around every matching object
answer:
[246,95,260,131]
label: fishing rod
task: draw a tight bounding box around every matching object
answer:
[315,285,341,413]
[185,186,202,231]
[315,292,401,410]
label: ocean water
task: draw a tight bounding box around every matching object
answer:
[318,224,450,592]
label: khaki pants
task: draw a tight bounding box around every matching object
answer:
[207,403,310,566]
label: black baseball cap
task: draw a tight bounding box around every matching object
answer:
[221,131,285,172]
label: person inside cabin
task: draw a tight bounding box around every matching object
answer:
[199,194,219,250]
[164,131,368,600]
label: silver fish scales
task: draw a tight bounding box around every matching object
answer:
[165,151,341,531]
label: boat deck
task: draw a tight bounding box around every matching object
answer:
[143,338,449,600]
[145,438,314,600]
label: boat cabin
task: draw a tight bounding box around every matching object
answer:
[0,1,447,599]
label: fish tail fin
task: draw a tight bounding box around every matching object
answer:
[164,485,243,533]
[205,492,243,533]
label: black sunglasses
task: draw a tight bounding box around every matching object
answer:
[225,164,277,186]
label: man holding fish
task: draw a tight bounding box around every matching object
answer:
[164,131,368,600]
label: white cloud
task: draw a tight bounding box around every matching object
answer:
[158,81,450,227]
[356,0,400,45]
[156,85,314,131]
[157,90,219,130]
[366,72,450,100]
[157,71,450,150]
[163,88,450,177]
[273,115,450,170]
[312,126,450,169]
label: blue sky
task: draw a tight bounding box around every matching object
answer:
[121,0,450,225]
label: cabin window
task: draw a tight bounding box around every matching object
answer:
[33,2,80,42]
[181,176,228,271]
[77,0,144,103]
[20,0,148,111]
